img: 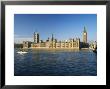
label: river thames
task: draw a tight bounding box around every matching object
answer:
[14,49,97,76]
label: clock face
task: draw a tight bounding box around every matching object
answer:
[84,33,86,35]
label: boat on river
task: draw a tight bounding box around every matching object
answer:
[17,48,28,54]
[17,51,28,54]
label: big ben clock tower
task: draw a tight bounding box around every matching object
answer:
[83,26,87,43]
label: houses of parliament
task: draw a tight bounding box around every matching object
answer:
[23,27,88,49]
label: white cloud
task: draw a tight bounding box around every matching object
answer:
[14,34,34,43]
[14,37,33,44]
[14,34,20,38]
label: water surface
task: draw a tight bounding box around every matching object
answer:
[14,49,97,76]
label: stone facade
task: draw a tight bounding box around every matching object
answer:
[23,41,32,48]
[83,26,87,43]
[23,27,89,49]
[31,37,80,49]
[34,32,39,43]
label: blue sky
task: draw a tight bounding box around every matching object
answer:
[14,14,97,43]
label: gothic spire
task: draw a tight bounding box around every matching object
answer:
[52,34,54,41]
[84,26,87,33]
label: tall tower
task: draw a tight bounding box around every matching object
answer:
[34,32,39,43]
[83,26,87,43]
[51,34,54,41]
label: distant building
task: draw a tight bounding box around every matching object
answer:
[89,41,97,49]
[30,33,80,49]
[83,26,87,43]
[23,41,32,48]
[34,32,39,43]
[22,26,93,49]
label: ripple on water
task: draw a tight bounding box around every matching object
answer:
[14,48,97,76]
